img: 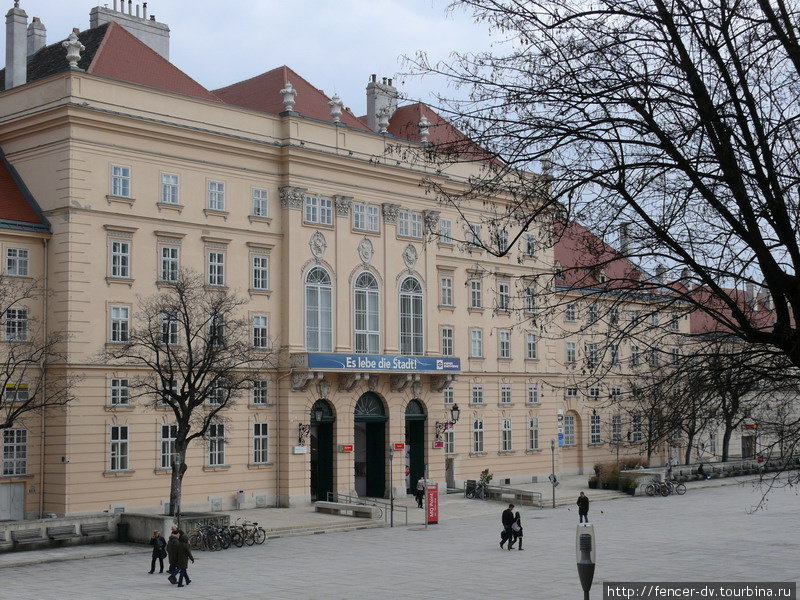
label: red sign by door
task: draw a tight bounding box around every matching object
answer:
[394,442,405,451]
[426,483,439,524]
[338,444,354,453]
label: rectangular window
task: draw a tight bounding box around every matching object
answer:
[5,307,28,341]
[353,202,379,232]
[587,342,599,367]
[590,414,601,444]
[208,423,225,466]
[632,415,643,443]
[161,378,178,406]
[500,383,512,405]
[631,345,640,366]
[472,419,484,453]
[253,422,269,464]
[443,387,454,406]
[208,381,225,406]
[612,415,622,443]
[497,229,509,253]
[4,383,28,403]
[611,387,622,399]
[440,275,453,307]
[527,383,539,404]
[304,195,333,225]
[524,234,536,257]
[160,246,179,282]
[498,282,510,311]
[110,378,130,406]
[564,415,575,446]
[444,428,455,454]
[610,307,619,325]
[524,286,536,313]
[161,311,179,346]
[671,312,680,331]
[650,312,659,327]
[630,310,640,324]
[2,429,27,475]
[440,327,454,357]
[208,180,226,211]
[397,210,422,238]
[110,305,130,343]
[566,387,578,399]
[709,434,717,456]
[610,344,619,365]
[469,279,482,309]
[253,315,269,348]
[649,349,660,367]
[111,165,131,197]
[209,314,224,347]
[109,425,129,471]
[501,418,513,451]
[528,417,539,451]
[160,424,177,469]
[110,240,130,278]
[252,255,269,290]
[471,384,484,405]
[5,248,29,277]
[565,341,576,364]
[252,188,269,217]
[565,303,577,322]
[161,173,179,204]
[439,218,453,244]
[671,347,680,366]
[499,330,511,359]
[589,386,601,399]
[588,305,598,324]
[208,251,225,286]
[526,333,538,360]
[468,223,482,248]
[470,329,483,358]
[253,380,269,405]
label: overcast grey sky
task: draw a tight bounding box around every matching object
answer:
[3,0,494,116]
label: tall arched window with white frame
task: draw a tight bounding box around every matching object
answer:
[354,272,380,353]
[305,266,333,352]
[399,276,423,356]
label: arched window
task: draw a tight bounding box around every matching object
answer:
[305,267,332,352]
[354,272,380,354]
[399,277,423,356]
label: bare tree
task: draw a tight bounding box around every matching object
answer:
[406,0,800,370]
[104,271,275,523]
[0,275,73,432]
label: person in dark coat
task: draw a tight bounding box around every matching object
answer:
[415,477,425,508]
[577,491,590,523]
[148,530,167,574]
[500,503,515,550]
[511,511,524,551]
[166,531,181,584]
[175,533,194,587]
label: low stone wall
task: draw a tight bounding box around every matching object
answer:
[0,514,117,553]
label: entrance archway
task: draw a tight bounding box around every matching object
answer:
[354,392,387,498]
[404,399,426,493]
[310,399,335,502]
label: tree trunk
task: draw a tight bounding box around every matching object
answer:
[169,450,188,529]
[721,423,734,463]
[684,431,695,465]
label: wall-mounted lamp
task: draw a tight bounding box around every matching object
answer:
[435,403,461,441]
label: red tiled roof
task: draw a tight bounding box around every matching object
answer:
[87,22,221,102]
[213,66,369,129]
[0,157,41,225]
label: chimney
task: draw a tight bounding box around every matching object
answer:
[26,16,45,56]
[89,3,170,60]
[618,222,631,255]
[745,281,756,309]
[5,3,27,89]
[366,74,398,133]
[762,281,772,311]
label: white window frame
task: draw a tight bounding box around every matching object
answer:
[631,345,640,366]
[528,417,540,451]
[161,173,179,205]
[399,277,423,356]
[354,272,380,354]
[440,274,453,307]
[610,307,619,325]
[468,223,482,248]
[305,267,333,352]
[526,332,538,360]
[527,383,539,405]
[500,383,512,405]
[208,423,225,466]
[208,381,226,406]
[612,415,622,443]
[566,387,578,399]
[650,312,659,327]
[353,202,379,232]
[253,422,269,464]
[590,414,601,444]
[5,384,29,403]
[471,384,484,405]
[109,425,129,472]
[444,428,455,454]
[252,254,269,290]
[111,165,131,198]
[252,315,269,349]
[110,378,130,406]
[470,328,483,358]
[469,279,482,309]
[110,305,130,343]
[499,330,511,359]
[160,424,177,469]
[161,310,179,346]
[439,218,453,244]
[564,415,576,446]
[443,387,454,406]
[472,419,484,453]
[566,341,576,364]
[5,307,28,341]
[524,233,536,257]
[252,188,269,217]
[160,245,179,283]
[397,210,422,238]
[589,387,601,399]
[524,286,536,313]
[565,302,577,322]
[304,194,333,225]
[632,415,644,443]
[498,281,510,311]
[587,342,599,367]
[671,312,680,331]
[208,250,225,287]
[440,327,454,357]
[252,380,269,405]
[208,180,226,211]
[5,248,29,277]
[497,229,509,253]
[501,418,513,451]
[2,429,27,475]
[110,239,130,279]
[610,344,619,365]
[588,305,598,324]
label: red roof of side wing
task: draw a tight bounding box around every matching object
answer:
[87,22,221,102]
[0,152,47,231]
[213,66,369,129]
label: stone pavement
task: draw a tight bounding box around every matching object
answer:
[0,474,796,599]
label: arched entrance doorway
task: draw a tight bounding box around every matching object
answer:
[354,392,387,498]
[310,399,335,502]
[404,399,426,493]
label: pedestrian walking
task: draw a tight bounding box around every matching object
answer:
[577,491,590,523]
[415,477,425,508]
[511,511,524,551]
[666,460,673,480]
[148,530,167,574]
[500,503,515,550]
[175,533,194,587]
[166,531,181,584]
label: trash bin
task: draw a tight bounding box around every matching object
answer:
[116,522,129,543]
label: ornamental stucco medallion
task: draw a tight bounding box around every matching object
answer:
[402,244,418,270]
[310,231,328,258]
[358,238,374,264]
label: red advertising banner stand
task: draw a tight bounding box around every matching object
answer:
[426,482,439,524]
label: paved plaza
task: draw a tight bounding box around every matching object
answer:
[1,478,797,600]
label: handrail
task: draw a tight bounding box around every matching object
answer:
[325,492,408,526]
[463,481,543,508]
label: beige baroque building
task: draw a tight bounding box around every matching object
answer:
[0,3,672,519]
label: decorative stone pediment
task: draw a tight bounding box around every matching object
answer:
[334,195,352,217]
[382,203,400,224]
[280,186,308,210]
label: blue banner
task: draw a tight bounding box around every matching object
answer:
[304,353,461,372]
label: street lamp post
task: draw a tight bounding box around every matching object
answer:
[389,447,394,528]
[551,439,556,509]
[576,523,597,600]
